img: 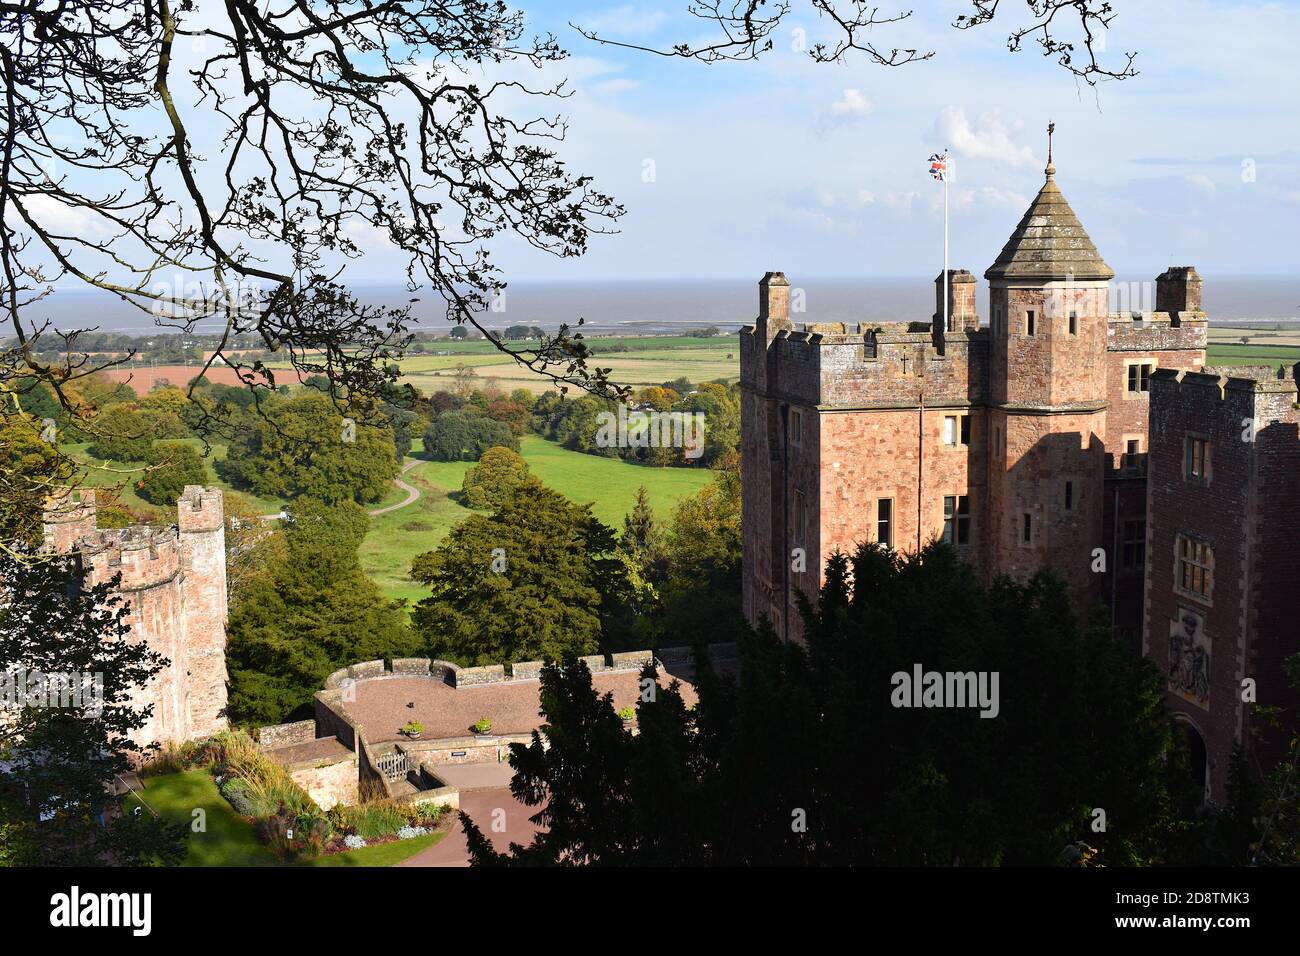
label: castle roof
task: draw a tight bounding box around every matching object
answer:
[985,163,1114,282]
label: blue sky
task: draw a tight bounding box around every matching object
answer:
[464,0,1300,281]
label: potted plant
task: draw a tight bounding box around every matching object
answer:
[472,717,493,735]
[401,721,423,740]
[617,706,635,724]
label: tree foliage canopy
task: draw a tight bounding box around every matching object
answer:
[411,481,628,665]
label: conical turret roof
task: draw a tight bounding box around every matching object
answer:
[985,163,1113,282]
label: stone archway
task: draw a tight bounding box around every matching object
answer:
[1176,717,1208,804]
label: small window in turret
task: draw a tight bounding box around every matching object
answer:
[1069,311,1078,334]
[1025,310,1036,336]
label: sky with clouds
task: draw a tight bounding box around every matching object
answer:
[442,0,1300,283]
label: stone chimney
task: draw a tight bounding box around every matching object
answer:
[934,269,978,332]
[756,271,792,341]
[1156,266,1203,315]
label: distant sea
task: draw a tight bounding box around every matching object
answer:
[25,275,1300,336]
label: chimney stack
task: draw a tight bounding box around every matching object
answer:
[1156,266,1203,315]
[935,269,978,332]
[757,271,792,340]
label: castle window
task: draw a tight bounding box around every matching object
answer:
[792,489,805,546]
[1121,520,1146,571]
[944,414,970,447]
[994,426,1002,458]
[1127,363,1154,393]
[1022,513,1032,544]
[1069,311,1078,335]
[943,495,970,546]
[790,408,802,449]
[1123,438,1145,475]
[1025,310,1036,336]
[1064,481,1074,511]
[877,499,894,549]
[1185,435,1210,483]
[1176,535,1213,600]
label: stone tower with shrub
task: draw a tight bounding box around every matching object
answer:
[42,486,230,746]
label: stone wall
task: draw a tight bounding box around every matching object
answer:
[1144,365,1300,801]
[286,753,359,811]
[257,719,316,750]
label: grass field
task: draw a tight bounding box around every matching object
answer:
[360,434,715,605]
[126,771,443,867]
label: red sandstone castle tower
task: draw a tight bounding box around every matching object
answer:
[43,487,230,747]
[738,153,1300,803]
[740,156,1206,646]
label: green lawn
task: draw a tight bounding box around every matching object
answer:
[126,770,277,867]
[126,770,443,867]
[360,434,715,605]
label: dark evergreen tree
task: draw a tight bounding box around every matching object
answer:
[467,543,1201,866]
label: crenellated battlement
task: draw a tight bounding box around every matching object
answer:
[1107,310,1207,353]
[80,524,182,592]
[1151,363,1300,402]
[178,484,224,533]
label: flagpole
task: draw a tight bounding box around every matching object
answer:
[943,154,949,333]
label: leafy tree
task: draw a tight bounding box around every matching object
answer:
[135,441,210,506]
[0,550,186,866]
[449,326,469,340]
[422,410,518,462]
[411,482,628,665]
[460,447,539,511]
[85,403,153,463]
[638,466,747,648]
[226,499,417,725]
[467,544,1200,866]
[218,392,398,505]
[0,412,72,546]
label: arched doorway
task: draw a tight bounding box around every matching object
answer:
[1178,719,1208,804]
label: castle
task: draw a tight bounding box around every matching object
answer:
[43,487,230,748]
[740,157,1300,802]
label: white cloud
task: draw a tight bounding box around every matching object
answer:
[830,88,873,121]
[935,107,1036,168]
[1185,173,1216,196]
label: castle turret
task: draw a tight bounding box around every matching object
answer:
[177,486,228,740]
[984,148,1110,607]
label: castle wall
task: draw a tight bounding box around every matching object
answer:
[1144,367,1300,802]
[986,408,1108,610]
[1102,312,1207,471]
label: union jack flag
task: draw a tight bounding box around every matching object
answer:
[928,151,949,182]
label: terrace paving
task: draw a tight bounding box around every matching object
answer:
[346,664,700,744]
